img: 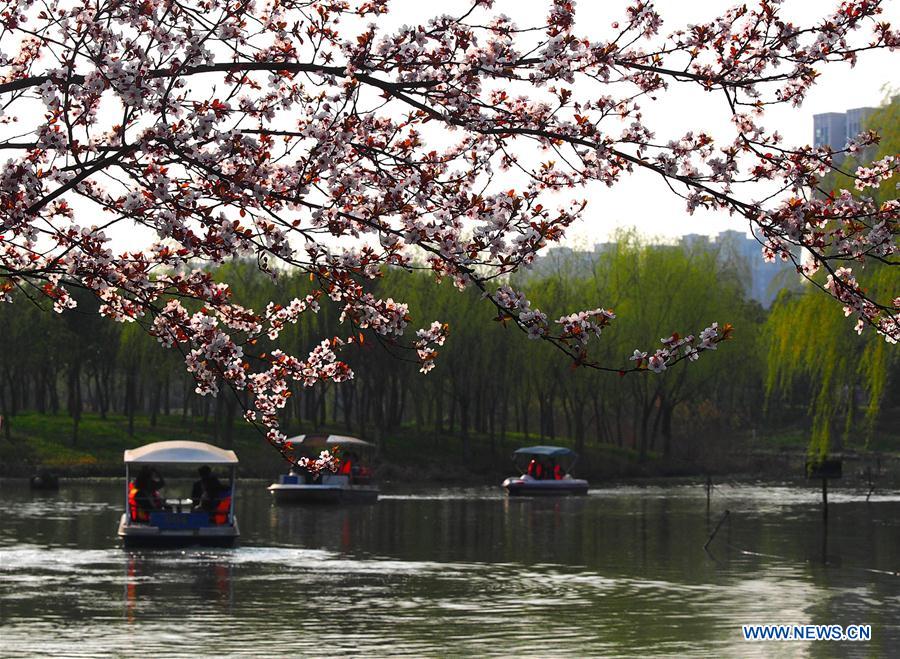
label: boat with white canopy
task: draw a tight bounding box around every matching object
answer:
[502,445,589,496]
[268,434,379,504]
[117,440,239,547]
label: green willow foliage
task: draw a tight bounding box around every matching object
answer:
[0,231,891,460]
[765,266,898,462]
[766,95,900,463]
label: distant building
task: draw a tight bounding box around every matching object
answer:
[681,230,798,307]
[845,107,875,141]
[813,112,849,151]
[813,106,876,158]
[527,231,798,308]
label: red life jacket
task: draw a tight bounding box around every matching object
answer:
[340,460,353,475]
[211,495,231,525]
[554,465,563,480]
[128,483,149,523]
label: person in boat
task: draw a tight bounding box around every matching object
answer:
[339,451,359,481]
[288,465,310,484]
[526,458,543,480]
[191,465,225,512]
[553,461,563,480]
[130,466,165,522]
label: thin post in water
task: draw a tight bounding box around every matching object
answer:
[704,509,730,550]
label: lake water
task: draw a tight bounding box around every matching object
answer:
[1,479,898,657]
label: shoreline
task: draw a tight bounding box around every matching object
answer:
[4,462,900,491]
[3,411,899,487]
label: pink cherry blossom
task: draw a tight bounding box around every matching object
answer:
[0,0,894,458]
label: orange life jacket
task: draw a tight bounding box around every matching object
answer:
[128,484,149,523]
[211,495,231,525]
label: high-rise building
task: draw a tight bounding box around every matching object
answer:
[682,230,799,307]
[813,112,848,151]
[845,107,875,141]
[813,106,876,153]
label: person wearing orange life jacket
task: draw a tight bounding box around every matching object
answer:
[553,463,563,480]
[128,482,149,523]
[338,451,359,482]
[527,459,544,480]
[129,466,164,523]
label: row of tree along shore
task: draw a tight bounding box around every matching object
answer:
[0,232,896,480]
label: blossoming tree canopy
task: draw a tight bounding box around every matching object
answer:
[0,0,897,459]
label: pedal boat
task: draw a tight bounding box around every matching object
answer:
[268,434,379,504]
[502,445,589,496]
[117,441,239,548]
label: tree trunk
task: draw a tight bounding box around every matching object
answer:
[459,395,471,461]
[0,380,12,442]
[574,403,586,455]
[126,365,137,436]
[520,397,529,439]
[661,402,675,458]
[341,383,354,433]
[35,370,47,413]
[150,379,161,427]
[222,393,238,448]
[434,384,444,433]
[67,361,82,446]
[48,369,60,414]
[163,373,171,417]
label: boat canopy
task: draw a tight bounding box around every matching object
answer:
[286,434,375,453]
[513,445,578,474]
[513,445,577,458]
[124,441,239,466]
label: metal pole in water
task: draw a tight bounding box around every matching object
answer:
[705,474,712,513]
[822,477,828,522]
[704,509,730,550]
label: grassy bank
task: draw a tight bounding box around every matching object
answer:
[2,411,898,483]
[0,411,672,481]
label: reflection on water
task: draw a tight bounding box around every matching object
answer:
[1,480,899,657]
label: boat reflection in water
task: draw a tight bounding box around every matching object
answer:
[123,552,234,623]
[268,434,379,504]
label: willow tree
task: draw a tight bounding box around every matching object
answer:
[0,0,896,468]
[766,95,900,463]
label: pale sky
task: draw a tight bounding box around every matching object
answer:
[564,0,900,245]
